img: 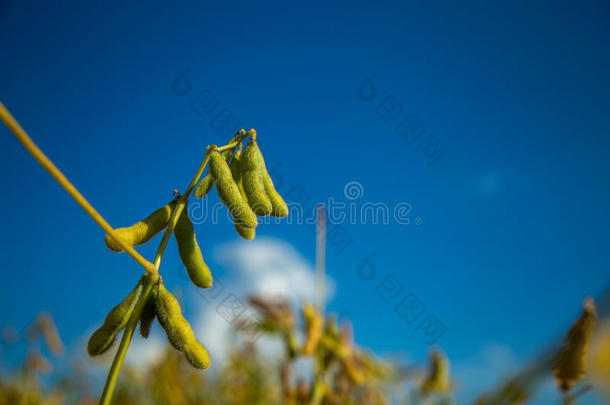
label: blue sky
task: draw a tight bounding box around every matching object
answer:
[1,0,609,402]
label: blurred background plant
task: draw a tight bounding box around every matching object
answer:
[1,281,609,405]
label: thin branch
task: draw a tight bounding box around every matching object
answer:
[0,102,156,274]
[98,274,158,405]
[1,101,250,405]
[98,138,241,404]
[152,146,214,269]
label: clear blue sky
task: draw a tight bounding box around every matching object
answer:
[1,0,609,388]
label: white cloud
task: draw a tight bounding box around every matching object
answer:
[125,335,165,370]
[214,237,335,300]
[70,238,331,376]
[193,237,335,370]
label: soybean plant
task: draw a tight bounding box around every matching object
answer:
[0,102,287,405]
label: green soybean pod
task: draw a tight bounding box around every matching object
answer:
[242,139,272,216]
[234,222,255,240]
[139,298,156,339]
[229,146,246,201]
[229,148,255,240]
[193,131,243,198]
[154,284,210,369]
[87,279,143,356]
[193,174,214,199]
[174,208,212,288]
[209,151,257,229]
[185,340,210,369]
[104,201,176,252]
[260,155,288,218]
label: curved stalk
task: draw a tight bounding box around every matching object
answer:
[98,140,246,404]
[0,102,156,274]
[98,274,158,405]
[0,103,252,405]
[152,146,214,269]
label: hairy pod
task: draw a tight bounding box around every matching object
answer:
[139,297,156,338]
[260,154,288,218]
[193,132,242,198]
[241,140,272,216]
[553,297,597,391]
[104,201,176,252]
[234,222,255,240]
[174,208,212,288]
[229,149,255,240]
[193,151,232,198]
[209,151,257,229]
[87,279,143,356]
[229,146,246,200]
[154,284,210,369]
[193,174,214,199]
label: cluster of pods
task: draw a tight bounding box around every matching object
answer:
[87,129,288,369]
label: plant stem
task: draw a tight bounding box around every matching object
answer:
[0,102,157,274]
[97,141,235,404]
[152,146,214,269]
[151,138,245,269]
[1,101,249,404]
[216,139,240,153]
[98,274,158,405]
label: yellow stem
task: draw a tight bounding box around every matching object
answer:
[0,102,156,274]
[98,274,158,405]
[97,146,217,404]
[1,102,251,405]
[152,146,214,268]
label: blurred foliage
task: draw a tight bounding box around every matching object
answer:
[1,295,609,405]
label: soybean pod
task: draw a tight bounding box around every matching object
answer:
[154,284,210,369]
[87,279,143,355]
[241,139,272,216]
[193,175,214,199]
[104,201,176,252]
[139,297,156,339]
[229,145,247,202]
[209,151,257,229]
[229,146,255,240]
[260,151,288,218]
[174,208,212,288]
[234,222,255,240]
[193,131,243,198]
